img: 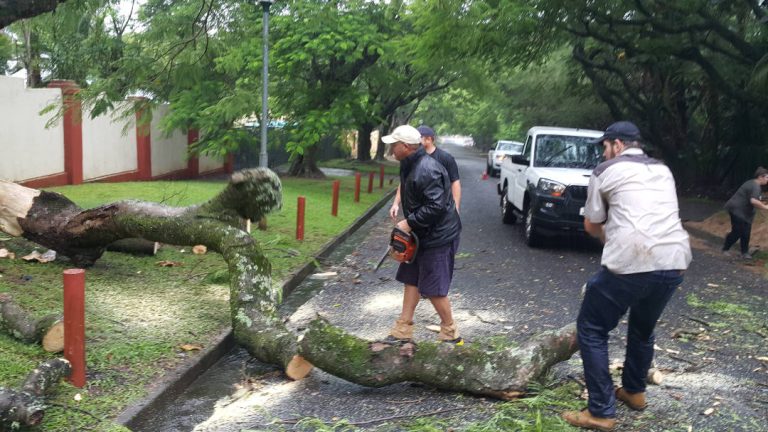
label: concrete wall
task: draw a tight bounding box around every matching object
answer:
[0,77,230,185]
[82,102,137,180]
[150,104,188,177]
[200,154,224,173]
[0,77,64,181]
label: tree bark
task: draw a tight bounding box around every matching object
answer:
[0,358,71,428]
[0,0,67,29]
[356,123,375,162]
[0,169,580,399]
[0,294,63,352]
[287,146,325,178]
[299,318,577,399]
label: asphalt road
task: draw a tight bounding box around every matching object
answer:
[144,144,768,431]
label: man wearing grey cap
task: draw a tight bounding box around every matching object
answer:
[381,125,463,345]
[562,121,691,431]
[389,125,461,220]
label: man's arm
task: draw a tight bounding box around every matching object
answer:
[389,185,401,220]
[451,180,461,213]
[750,197,768,210]
[584,219,605,243]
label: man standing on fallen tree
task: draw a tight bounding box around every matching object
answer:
[562,121,691,431]
[390,125,461,219]
[382,125,463,345]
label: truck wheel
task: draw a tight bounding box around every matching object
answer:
[523,204,542,247]
[501,188,516,224]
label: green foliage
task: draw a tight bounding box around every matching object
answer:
[0,32,12,74]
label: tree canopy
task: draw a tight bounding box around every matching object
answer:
[2,0,767,187]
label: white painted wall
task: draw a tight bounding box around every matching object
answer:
[0,77,64,182]
[82,102,137,180]
[150,104,188,177]
[200,154,224,173]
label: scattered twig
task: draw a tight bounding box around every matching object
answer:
[684,315,711,327]
[668,355,697,365]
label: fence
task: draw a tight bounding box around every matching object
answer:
[0,77,232,188]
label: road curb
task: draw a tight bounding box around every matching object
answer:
[116,186,397,429]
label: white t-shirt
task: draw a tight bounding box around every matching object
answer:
[584,148,692,274]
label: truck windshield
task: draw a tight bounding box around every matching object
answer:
[498,142,523,152]
[534,135,602,169]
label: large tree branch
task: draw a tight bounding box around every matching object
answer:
[0,0,67,28]
[0,169,579,401]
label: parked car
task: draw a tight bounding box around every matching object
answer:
[497,126,603,246]
[486,140,524,177]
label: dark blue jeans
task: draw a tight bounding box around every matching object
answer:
[577,267,684,418]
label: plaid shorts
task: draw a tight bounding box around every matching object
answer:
[395,238,459,297]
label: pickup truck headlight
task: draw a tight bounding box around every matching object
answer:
[537,178,566,197]
[495,154,505,161]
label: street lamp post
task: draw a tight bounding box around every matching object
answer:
[259,0,274,168]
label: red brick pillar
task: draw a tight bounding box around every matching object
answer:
[133,98,152,180]
[187,128,200,178]
[224,153,234,174]
[48,80,83,185]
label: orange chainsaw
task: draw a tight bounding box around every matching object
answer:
[373,227,419,271]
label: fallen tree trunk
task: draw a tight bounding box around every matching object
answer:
[0,358,71,428]
[0,170,579,400]
[300,318,577,399]
[0,294,64,352]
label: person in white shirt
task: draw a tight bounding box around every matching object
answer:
[562,121,692,431]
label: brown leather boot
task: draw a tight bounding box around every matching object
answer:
[616,387,647,411]
[561,409,616,431]
[388,319,414,340]
[437,322,464,345]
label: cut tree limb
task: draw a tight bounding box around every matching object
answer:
[0,169,581,400]
[106,239,160,256]
[0,294,63,352]
[0,358,71,428]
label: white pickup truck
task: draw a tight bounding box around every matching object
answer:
[487,140,524,177]
[497,126,603,246]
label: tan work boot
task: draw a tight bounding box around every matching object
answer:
[616,387,647,411]
[437,322,464,345]
[561,409,616,431]
[388,319,414,341]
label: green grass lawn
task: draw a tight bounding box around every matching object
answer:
[0,172,394,431]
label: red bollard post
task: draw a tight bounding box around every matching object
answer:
[379,165,385,189]
[367,172,374,193]
[296,196,305,240]
[63,269,86,388]
[354,173,361,202]
[331,180,340,216]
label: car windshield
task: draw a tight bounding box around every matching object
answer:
[534,135,602,169]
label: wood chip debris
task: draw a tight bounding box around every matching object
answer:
[178,343,203,351]
[0,248,15,259]
[21,250,56,263]
[192,245,207,255]
[308,272,337,280]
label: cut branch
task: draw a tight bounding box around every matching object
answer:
[0,358,71,428]
[0,294,63,352]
